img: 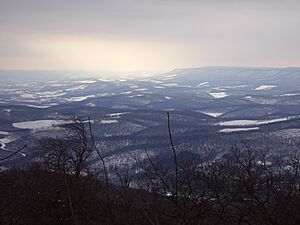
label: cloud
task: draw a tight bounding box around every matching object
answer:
[0,0,299,70]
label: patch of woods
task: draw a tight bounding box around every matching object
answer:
[0,115,300,225]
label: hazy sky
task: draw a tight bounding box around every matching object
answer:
[0,0,299,71]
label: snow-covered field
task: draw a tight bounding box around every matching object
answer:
[65,85,88,91]
[100,119,118,124]
[220,127,259,133]
[200,112,223,117]
[0,132,21,154]
[36,91,66,98]
[255,85,277,91]
[222,85,249,89]
[74,80,97,84]
[68,95,95,102]
[218,116,298,126]
[20,104,55,109]
[106,112,129,118]
[20,93,37,99]
[161,83,179,87]
[280,93,300,97]
[0,136,19,149]
[209,92,230,99]
[13,120,69,130]
[120,91,132,95]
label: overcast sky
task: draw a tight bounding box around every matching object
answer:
[0,0,299,71]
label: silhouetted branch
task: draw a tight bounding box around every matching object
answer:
[167,112,179,200]
[88,116,115,225]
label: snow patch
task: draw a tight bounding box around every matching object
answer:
[13,120,69,130]
[2,109,12,113]
[21,104,53,109]
[280,93,300,97]
[107,112,129,118]
[162,74,177,80]
[161,83,179,87]
[120,91,132,95]
[36,91,66,98]
[87,103,96,107]
[200,112,223,117]
[98,78,115,82]
[129,94,144,98]
[150,80,163,84]
[69,95,95,102]
[197,82,209,87]
[20,93,37,99]
[165,74,177,78]
[209,92,230,99]
[0,131,10,135]
[66,85,88,91]
[100,120,118,124]
[255,85,277,91]
[218,116,298,127]
[220,127,259,133]
[0,135,19,150]
[74,80,97,84]
[223,85,249,89]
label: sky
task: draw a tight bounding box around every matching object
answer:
[0,0,300,72]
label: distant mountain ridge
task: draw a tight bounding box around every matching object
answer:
[1,67,300,82]
[158,66,300,89]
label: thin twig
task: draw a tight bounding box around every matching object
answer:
[88,116,115,225]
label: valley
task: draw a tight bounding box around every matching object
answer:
[1,67,300,173]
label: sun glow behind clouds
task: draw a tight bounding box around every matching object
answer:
[1,1,299,71]
[25,35,184,71]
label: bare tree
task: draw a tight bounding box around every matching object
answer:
[38,117,94,176]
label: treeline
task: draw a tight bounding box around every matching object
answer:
[0,116,299,225]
